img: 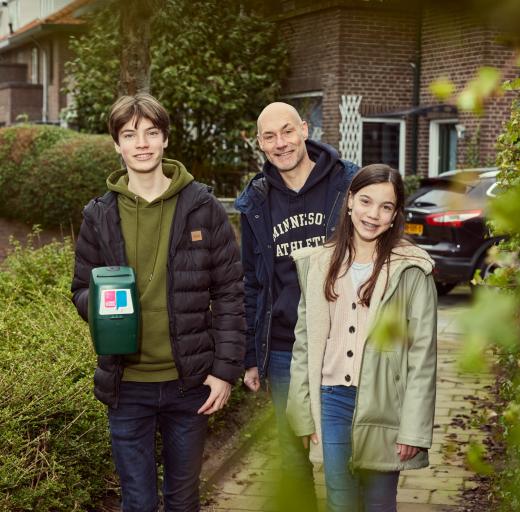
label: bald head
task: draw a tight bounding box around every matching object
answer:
[257,102,303,134]
[256,102,310,174]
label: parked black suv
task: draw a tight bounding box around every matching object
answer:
[404,169,503,295]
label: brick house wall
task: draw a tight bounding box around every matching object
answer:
[281,7,343,143]
[0,33,75,124]
[0,82,43,125]
[275,1,516,175]
[418,5,517,175]
[0,63,27,82]
[47,35,74,122]
[280,4,419,166]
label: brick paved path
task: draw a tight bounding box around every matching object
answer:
[202,288,492,511]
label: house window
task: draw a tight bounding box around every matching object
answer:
[428,119,458,176]
[31,47,39,84]
[282,92,323,141]
[361,118,405,174]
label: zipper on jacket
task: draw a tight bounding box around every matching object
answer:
[325,191,342,238]
[261,293,273,377]
[349,263,424,469]
[168,193,212,391]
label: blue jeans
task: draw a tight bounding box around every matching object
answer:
[108,380,210,512]
[321,385,399,512]
[268,350,318,512]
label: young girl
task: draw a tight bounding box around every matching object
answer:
[286,164,437,512]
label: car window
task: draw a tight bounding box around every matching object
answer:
[467,178,496,199]
[486,181,504,197]
[408,187,466,208]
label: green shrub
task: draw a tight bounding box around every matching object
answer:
[0,125,119,230]
[460,77,520,510]
[404,174,421,198]
[0,238,112,511]
[0,235,251,510]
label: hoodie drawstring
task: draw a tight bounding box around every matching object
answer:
[134,196,139,276]
[133,197,163,282]
[148,200,164,282]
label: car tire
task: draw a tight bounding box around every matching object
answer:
[470,251,500,293]
[435,281,456,296]
[477,253,500,280]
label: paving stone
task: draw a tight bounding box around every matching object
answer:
[430,490,460,505]
[209,494,268,510]
[245,481,278,497]
[204,296,492,511]
[402,476,463,491]
[397,488,432,503]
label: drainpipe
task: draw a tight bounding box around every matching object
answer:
[30,36,48,123]
[410,7,422,175]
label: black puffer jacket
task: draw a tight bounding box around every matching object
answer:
[71,181,246,407]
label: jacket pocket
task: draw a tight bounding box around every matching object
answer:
[388,351,405,409]
[358,348,401,428]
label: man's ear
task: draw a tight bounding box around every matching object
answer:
[257,134,266,152]
[301,120,309,140]
[163,137,168,149]
[114,142,121,154]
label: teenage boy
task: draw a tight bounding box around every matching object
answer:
[71,93,245,512]
[235,102,358,509]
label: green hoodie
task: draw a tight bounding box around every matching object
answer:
[106,159,194,382]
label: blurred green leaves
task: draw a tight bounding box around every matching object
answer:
[453,65,520,506]
[370,303,405,351]
[430,67,503,115]
[429,77,455,101]
[467,442,494,475]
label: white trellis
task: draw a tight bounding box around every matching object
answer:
[311,126,323,142]
[242,135,265,171]
[339,95,362,165]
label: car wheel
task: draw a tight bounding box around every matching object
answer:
[470,252,500,292]
[435,281,456,296]
[478,254,500,280]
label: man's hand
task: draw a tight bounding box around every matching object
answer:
[301,433,319,450]
[197,375,231,415]
[396,443,420,461]
[243,366,260,392]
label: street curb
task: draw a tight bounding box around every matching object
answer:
[201,405,274,496]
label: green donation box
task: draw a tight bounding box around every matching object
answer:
[88,266,139,355]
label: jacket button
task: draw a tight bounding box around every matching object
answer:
[349,325,355,333]
[395,375,400,381]
[347,350,353,357]
[331,227,336,231]
[262,344,266,349]
[254,214,260,219]
[345,374,351,382]
[352,302,357,310]
[267,244,272,249]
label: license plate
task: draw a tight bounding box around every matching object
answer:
[405,223,423,236]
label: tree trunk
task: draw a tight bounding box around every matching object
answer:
[118,1,154,95]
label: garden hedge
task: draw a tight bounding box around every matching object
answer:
[0,235,251,510]
[0,238,112,511]
[0,125,119,230]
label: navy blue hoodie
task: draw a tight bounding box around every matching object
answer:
[265,141,344,351]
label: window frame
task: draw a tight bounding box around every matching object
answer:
[360,117,406,175]
[428,118,458,177]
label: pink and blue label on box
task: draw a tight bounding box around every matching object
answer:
[99,289,134,315]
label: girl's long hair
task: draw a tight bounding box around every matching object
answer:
[324,164,406,306]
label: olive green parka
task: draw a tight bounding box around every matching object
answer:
[286,242,437,471]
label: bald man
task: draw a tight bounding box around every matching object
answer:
[235,103,358,509]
